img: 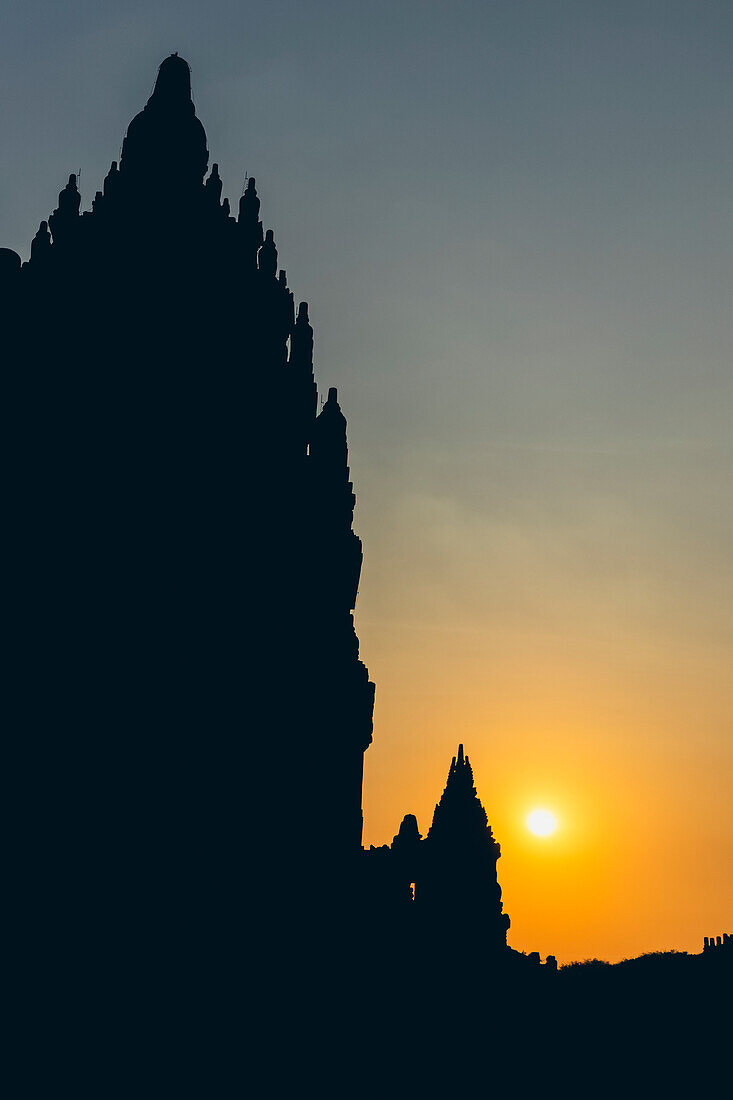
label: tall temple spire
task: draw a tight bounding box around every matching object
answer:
[2,55,376,1029]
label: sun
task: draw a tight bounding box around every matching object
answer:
[527,808,557,837]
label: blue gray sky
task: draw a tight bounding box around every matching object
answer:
[2,1,731,959]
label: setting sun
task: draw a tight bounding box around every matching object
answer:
[527,809,558,837]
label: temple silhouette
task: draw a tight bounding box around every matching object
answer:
[2,53,517,969]
[4,55,375,962]
[363,744,514,957]
[2,56,728,1086]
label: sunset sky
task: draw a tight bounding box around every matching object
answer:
[2,1,731,963]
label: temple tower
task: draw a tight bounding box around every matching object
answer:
[2,56,374,970]
[420,746,510,949]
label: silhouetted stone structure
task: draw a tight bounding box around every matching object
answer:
[703,933,732,952]
[4,58,728,1090]
[364,745,511,958]
[422,744,510,943]
[3,54,374,991]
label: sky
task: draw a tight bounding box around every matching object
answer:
[2,1,731,963]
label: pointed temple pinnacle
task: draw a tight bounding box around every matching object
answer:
[119,54,208,190]
[457,744,464,765]
[257,229,277,277]
[238,177,260,227]
[152,53,193,104]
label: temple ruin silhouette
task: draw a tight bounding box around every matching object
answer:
[3,56,729,1083]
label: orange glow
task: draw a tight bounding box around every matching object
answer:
[357,576,732,964]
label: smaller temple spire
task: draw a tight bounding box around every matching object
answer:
[59,173,81,216]
[48,174,81,245]
[427,744,496,851]
[421,744,510,947]
[205,163,223,207]
[392,813,422,850]
[238,176,260,223]
[258,228,277,277]
[30,221,51,265]
[312,387,347,450]
[289,301,314,373]
[103,161,120,202]
[238,177,263,262]
[310,385,357,537]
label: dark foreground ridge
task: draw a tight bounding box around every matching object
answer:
[2,57,729,1091]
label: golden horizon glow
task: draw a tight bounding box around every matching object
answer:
[358,595,731,963]
[527,808,558,837]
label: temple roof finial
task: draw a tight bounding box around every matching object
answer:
[152,53,193,104]
[119,54,208,187]
[257,228,277,277]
